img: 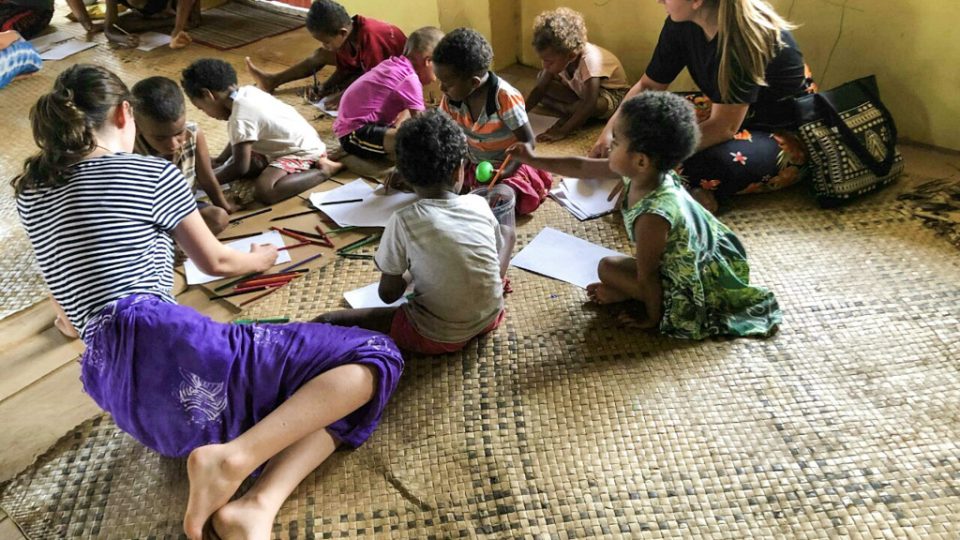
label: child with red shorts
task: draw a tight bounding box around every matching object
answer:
[317,110,506,355]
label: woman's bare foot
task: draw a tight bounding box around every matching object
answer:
[211,494,277,540]
[170,31,192,49]
[689,188,719,214]
[183,444,251,540]
[245,57,277,94]
[586,282,630,304]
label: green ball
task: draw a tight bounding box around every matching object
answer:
[476,161,494,183]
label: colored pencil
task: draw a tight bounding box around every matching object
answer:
[233,281,289,293]
[209,286,268,300]
[325,226,358,236]
[338,253,374,260]
[488,155,512,188]
[271,226,314,244]
[282,227,327,241]
[313,227,336,248]
[278,252,324,273]
[235,274,301,289]
[269,209,321,222]
[217,231,262,242]
[336,233,381,254]
[214,271,259,291]
[278,241,311,252]
[228,207,271,224]
[234,317,290,325]
[319,198,363,206]
[239,284,285,307]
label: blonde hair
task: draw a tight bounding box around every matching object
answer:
[532,7,587,54]
[713,0,796,102]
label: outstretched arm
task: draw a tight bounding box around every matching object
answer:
[506,142,620,180]
[697,102,749,150]
[173,211,278,277]
[589,74,669,157]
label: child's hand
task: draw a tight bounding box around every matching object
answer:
[506,142,536,164]
[249,243,279,272]
[383,168,413,194]
[588,133,612,158]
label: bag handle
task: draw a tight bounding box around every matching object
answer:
[812,78,899,177]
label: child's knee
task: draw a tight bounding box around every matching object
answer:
[201,206,229,235]
[253,179,281,205]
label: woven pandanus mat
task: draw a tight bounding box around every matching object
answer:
[3,193,959,538]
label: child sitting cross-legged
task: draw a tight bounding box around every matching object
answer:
[525,7,630,142]
[317,110,507,355]
[181,59,342,205]
[507,92,781,339]
[131,76,236,235]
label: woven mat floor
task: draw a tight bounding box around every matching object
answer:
[3,185,960,538]
[190,2,305,50]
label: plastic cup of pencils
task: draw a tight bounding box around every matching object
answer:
[469,184,516,243]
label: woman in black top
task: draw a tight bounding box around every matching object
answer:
[591,0,815,212]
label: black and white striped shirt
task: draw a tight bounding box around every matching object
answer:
[16,153,197,336]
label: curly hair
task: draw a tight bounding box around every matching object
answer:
[532,7,587,54]
[618,92,700,172]
[132,76,185,123]
[431,27,493,78]
[306,0,351,36]
[180,59,237,99]
[13,64,130,194]
[395,109,467,189]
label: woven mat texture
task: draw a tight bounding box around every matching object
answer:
[2,188,960,538]
[189,2,305,50]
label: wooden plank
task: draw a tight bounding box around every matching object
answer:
[0,299,54,350]
[0,361,100,484]
[0,329,84,403]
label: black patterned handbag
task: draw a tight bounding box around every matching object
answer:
[794,75,903,207]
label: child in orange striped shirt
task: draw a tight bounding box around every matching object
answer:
[434,28,552,216]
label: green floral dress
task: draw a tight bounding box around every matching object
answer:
[622,172,782,339]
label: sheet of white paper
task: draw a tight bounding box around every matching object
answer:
[554,177,621,219]
[312,97,339,117]
[184,230,292,285]
[528,112,560,136]
[343,282,414,309]
[136,32,171,51]
[29,30,73,52]
[510,227,626,289]
[309,179,418,228]
[549,190,589,221]
[39,39,97,60]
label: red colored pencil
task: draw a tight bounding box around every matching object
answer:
[236,274,301,289]
[233,281,290,293]
[271,226,313,244]
[278,241,311,252]
[313,225,336,248]
[239,284,285,307]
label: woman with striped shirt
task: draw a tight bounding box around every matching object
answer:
[14,64,404,540]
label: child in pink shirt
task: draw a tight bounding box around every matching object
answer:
[334,27,444,160]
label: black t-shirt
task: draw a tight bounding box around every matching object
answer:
[645,18,806,110]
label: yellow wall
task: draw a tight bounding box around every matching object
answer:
[514,0,960,151]
[338,0,440,34]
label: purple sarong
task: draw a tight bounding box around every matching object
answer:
[80,294,404,458]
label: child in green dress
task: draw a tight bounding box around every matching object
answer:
[507,92,780,339]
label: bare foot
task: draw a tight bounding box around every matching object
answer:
[211,495,277,540]
[318,156,343,178]
[689,188,719,214]
[327,146,348,161]
[585,282,630,304]
[245,57,276,94]
[183,444,250,540]
[170,31,192,49]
